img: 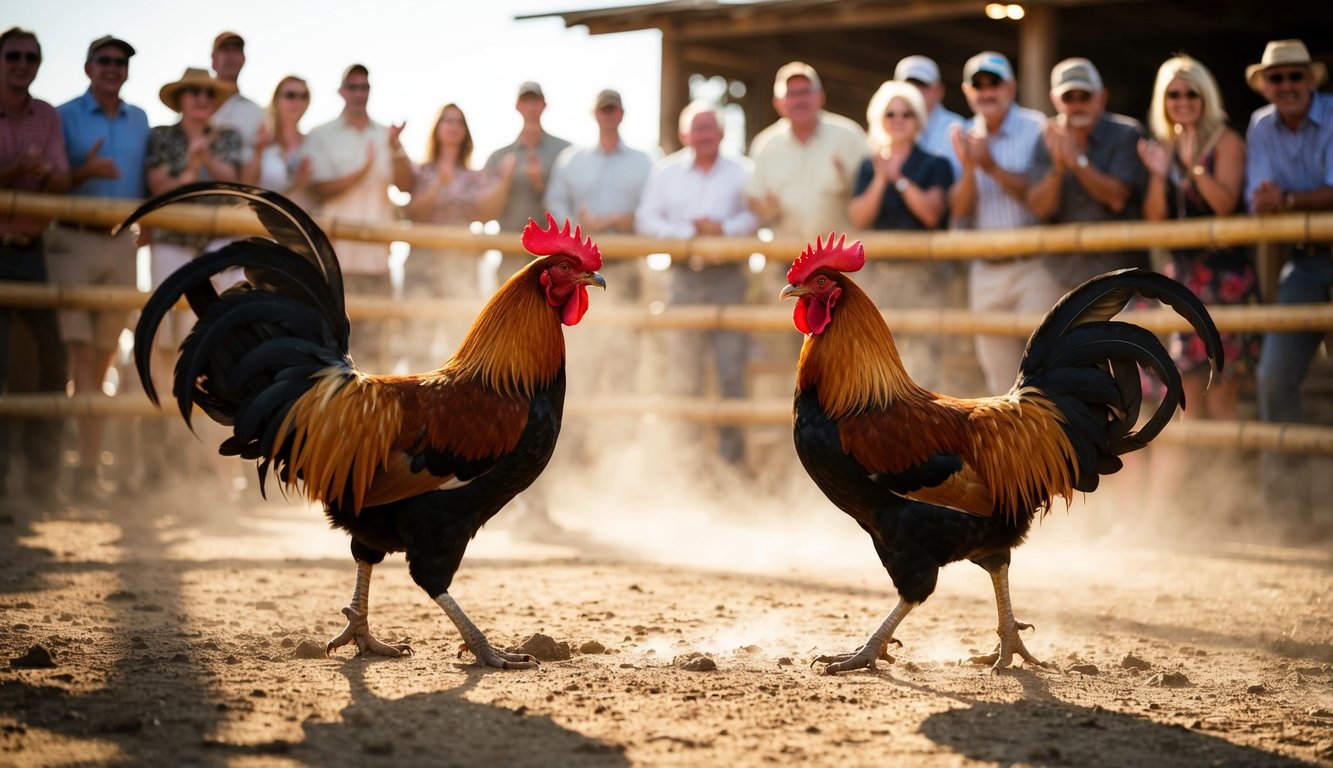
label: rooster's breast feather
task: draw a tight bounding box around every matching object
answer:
[837,393,1078,520]
[275,370,531,512]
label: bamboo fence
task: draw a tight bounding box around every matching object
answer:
[3,191,1332,454]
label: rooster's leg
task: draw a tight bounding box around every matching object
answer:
[326,560,414,657]
[434,593,538,670]
[968,562,1050,671]
[815,600,915,674]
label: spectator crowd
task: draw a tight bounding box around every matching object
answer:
[1,26,1330,521]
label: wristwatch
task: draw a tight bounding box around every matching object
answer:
[1075,154,1089,169]
[894,177,911,193]
[1191,165,1206,177]
[1285,192,1296,210]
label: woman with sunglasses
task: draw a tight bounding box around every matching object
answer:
[242,75,313,208]
[1134,54,1259,530]
[1138,55,1259,416]
[847,79,955,388]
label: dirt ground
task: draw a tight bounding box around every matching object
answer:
[2,467,1332,768]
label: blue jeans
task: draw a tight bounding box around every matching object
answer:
[1256,249,1333,424]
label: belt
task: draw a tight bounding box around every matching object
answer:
[0,233,37,248]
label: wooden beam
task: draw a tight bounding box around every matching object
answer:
[1018,4,1056,113]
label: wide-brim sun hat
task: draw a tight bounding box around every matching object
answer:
[159,67,236,111]
[1245,39,1327,92]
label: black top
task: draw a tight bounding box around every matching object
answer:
[852,145,954,230]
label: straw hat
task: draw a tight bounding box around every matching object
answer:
[159,67,236,111]
[1245,39,1327,92]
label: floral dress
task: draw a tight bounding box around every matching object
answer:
[1163,147,1262,378]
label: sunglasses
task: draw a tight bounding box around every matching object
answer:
[93,55,128,68]
[1265,70,1307,85]
[3,51,40,64]
[181,86,217,99]
[343,82,370,92]
[1060,90,1092,104]
[970,76,1002,90]
[883,111,916,120]
[1165,89,1200,101]
[280,91,309,101]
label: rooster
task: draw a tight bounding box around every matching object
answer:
[125,182,605,669]
[781,235,1222,673]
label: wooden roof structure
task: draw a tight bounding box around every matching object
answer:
[521,0,1332,153]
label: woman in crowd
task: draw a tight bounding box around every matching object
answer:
[1137,55,1260,419]
[142,67,242,497]
[242,74,312,207]
[400,102,510,369]
[1134,54,1260,528]
[846,80,955,389]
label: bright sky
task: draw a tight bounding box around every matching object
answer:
[12,0,663,164]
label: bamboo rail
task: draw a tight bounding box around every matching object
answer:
[6,190,1333,261]
[2,392,1330,456]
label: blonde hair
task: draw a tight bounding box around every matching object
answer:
[865,80,927,151]
[1147,55,1227,156]
[266,75,308,137]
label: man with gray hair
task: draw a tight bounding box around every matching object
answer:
[1027,57,1147,285]
[637,100,758,468]
[948,51,1047,393]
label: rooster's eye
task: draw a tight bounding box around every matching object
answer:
[817,277,827,287]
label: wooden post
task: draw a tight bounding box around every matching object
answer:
[1018,4,1056,114]
[659,28,686,154]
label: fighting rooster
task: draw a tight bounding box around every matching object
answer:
[781,236,1222,673]
[126,182,604,669]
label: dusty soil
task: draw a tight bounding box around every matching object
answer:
[2,477,1332,768]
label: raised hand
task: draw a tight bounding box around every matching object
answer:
[1137,138,1170,178]
[81,138,121,181]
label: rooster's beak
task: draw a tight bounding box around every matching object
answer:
[583,272,607,290]
[780,283,805,300]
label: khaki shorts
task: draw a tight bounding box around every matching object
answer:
[45,224,138,351]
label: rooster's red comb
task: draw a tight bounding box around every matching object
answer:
[786,233,865,284]
[521,212,602,272]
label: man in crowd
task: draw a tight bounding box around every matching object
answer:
[947,51,1047,394]
[1245,39,1333,521]
[210,31,264,164]
[484,81,570,282]
[636,100,758,469]
[51,34,149,503]
[0,27,69,507]
[303,64,413,372]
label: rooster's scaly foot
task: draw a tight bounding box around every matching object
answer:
[814,638,900,675]
[326,606,413,658]
[968,620,1051,672]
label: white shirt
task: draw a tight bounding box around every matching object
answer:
[635,149,757,240]
[301,114,395,275]
[212,92,264,164]
[964,104,1046,231]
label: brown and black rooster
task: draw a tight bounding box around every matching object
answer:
[781,235,1222,673]
[127,182,604,669]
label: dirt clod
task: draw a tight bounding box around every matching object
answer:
[508,633,571,661]
[1120,653,1152,671]
[293,640,327,659]
[10,644,56,668]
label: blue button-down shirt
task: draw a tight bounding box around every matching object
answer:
[1245,91,1333,212]
[57,89,150,199]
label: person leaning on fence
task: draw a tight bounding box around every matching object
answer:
[1244,39,1333,524]
[301,63,412,374]
[947,51,1048,395]
[635,100,759,470]
[0,27,70,510]
[51,34,150,504]
[847,79,954,391]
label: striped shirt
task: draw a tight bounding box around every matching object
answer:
[962,104,1045,231]
[0,95,69,236]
